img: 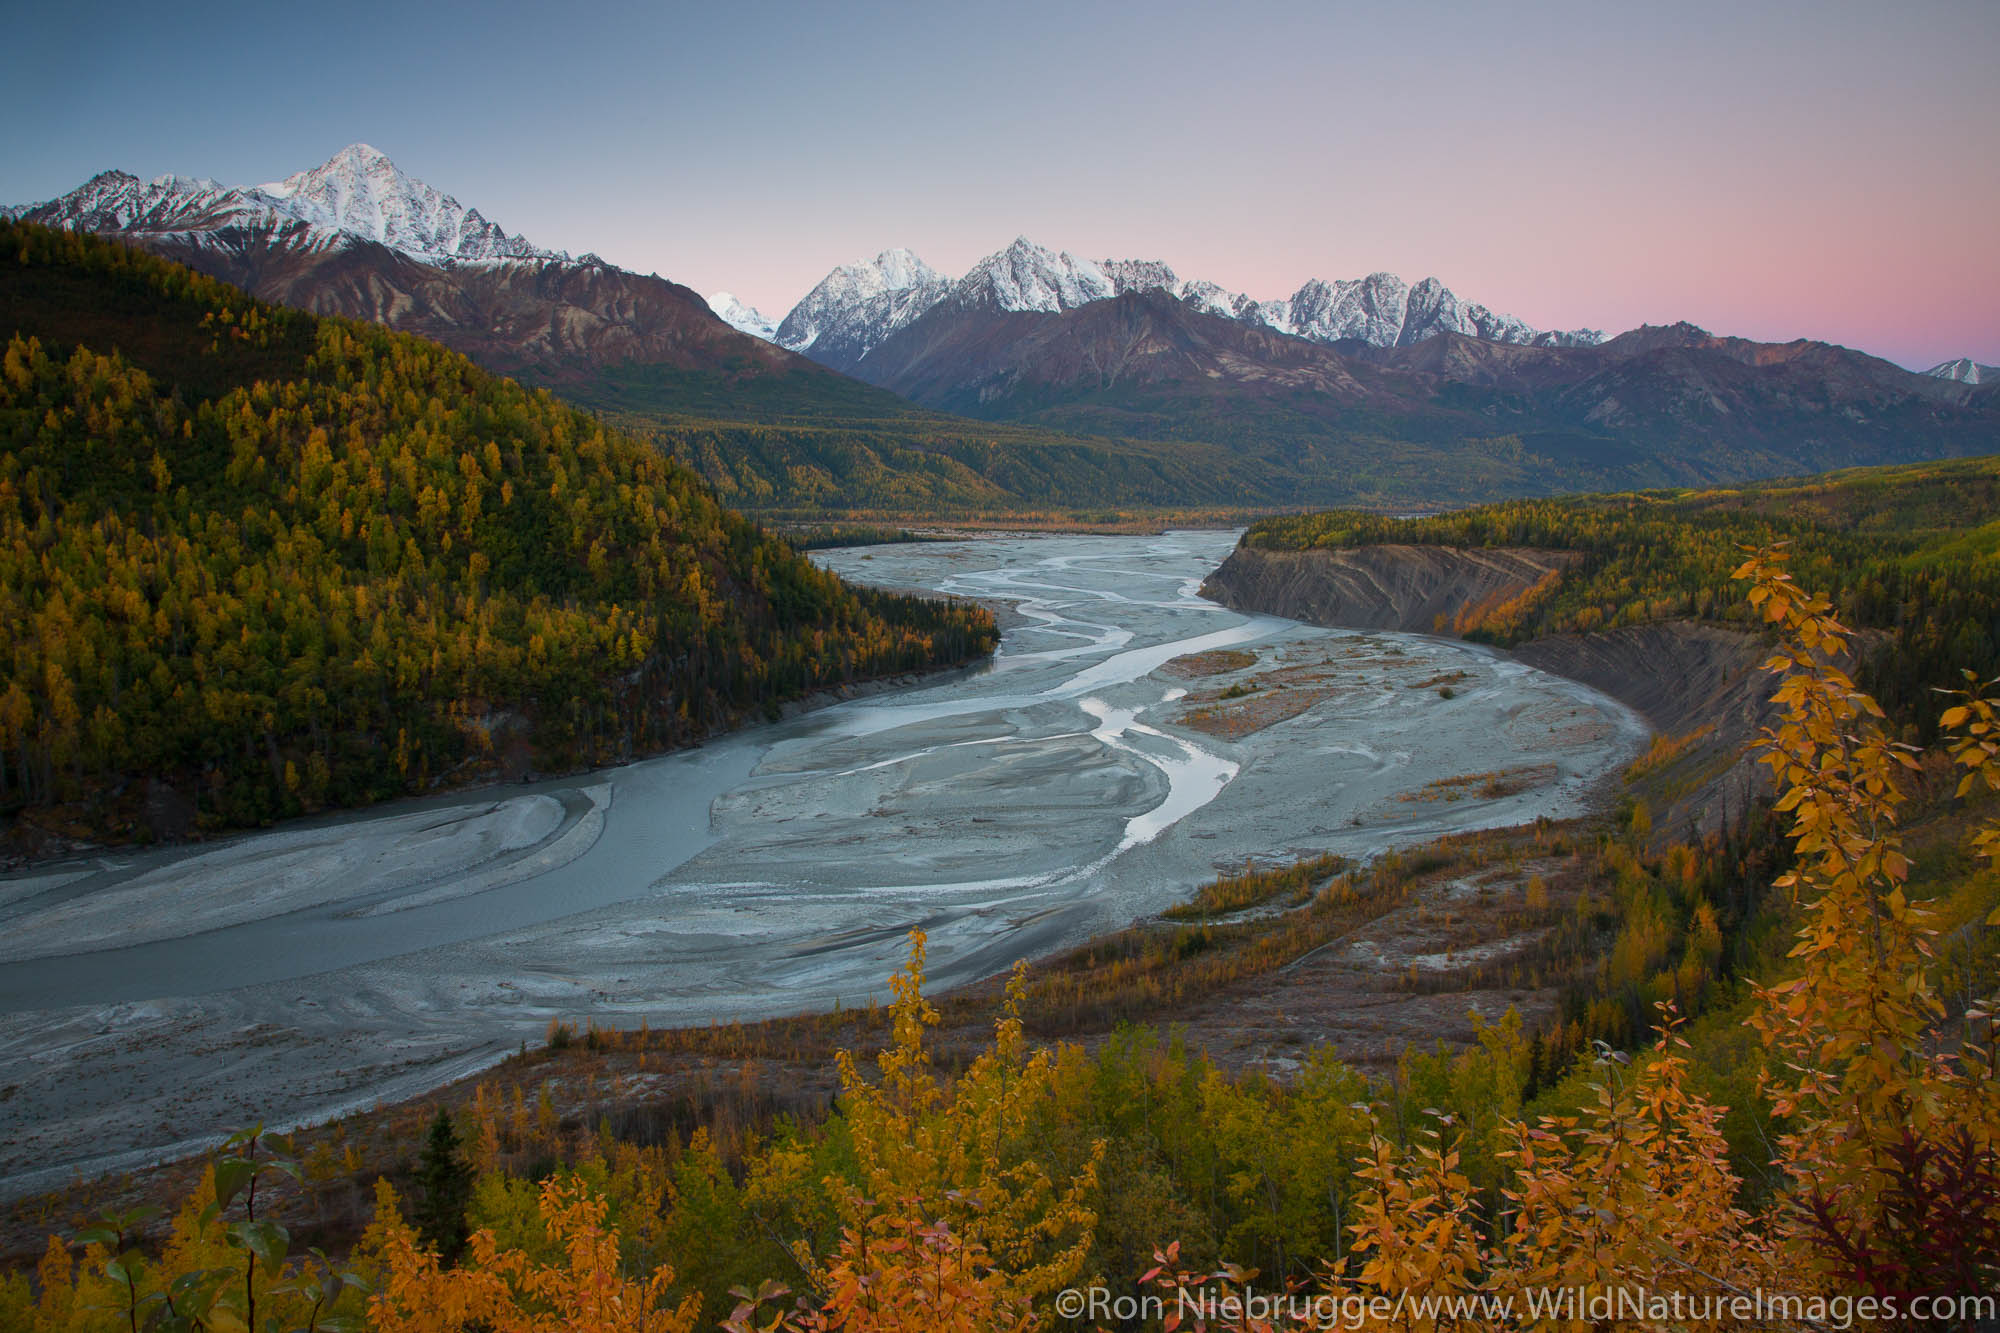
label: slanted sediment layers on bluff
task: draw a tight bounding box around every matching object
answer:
[1200,544,1580,635]
[1202,545,1779,836]
[1510,623,1778,836]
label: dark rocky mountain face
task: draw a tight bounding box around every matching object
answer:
[125,227,853,390]
[854,289,1422,413]
[845,297,2000,486]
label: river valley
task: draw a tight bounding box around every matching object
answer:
[0,531,1647,1197]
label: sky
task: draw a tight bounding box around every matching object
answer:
[4,0,1996,369]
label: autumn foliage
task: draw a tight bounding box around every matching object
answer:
[363,1176,699,1333]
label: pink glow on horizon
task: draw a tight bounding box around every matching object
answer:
[639,124,1999,371]
[5,0,1996,370]
[636,203,1999,372]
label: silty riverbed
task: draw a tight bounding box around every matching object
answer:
[0,530,1646,1195]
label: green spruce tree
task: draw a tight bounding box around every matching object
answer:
[413,1107,473,1264]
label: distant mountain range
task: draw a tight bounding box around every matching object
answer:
[723,238,1603,373]
[9,145,879,415]
[12,147,1999,514]
[842,284,1996,489]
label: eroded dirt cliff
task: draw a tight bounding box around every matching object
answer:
[1201,544,1579,635]
[1511,623,1777,838]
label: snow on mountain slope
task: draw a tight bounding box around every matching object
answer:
[1282,274,1411,344]
[1174,277,1260,320]
[1927,358,1998,386]
[14,170,283,244]
[951,237,1117,311]
[1099,257,1178,296]
[1102,257,1603,349]
[13,145,552,265]
[771,237,1603,372]
[706,292,778,341]
[772,248,950,371]
[255,144,547,261]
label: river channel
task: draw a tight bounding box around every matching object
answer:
[0,531,1646,1195]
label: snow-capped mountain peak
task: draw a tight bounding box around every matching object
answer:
[951,237,1115,313]
[1926,357,1998,386]
[706,292,778,342]
[797,248,944,308]
[773,248,951,368]
[148,173,227,194]
[1280,272,1406,344]
[861,246,939,293]
[1099,257,1181,297]
[13,169,236,236]
[256,144,548,262]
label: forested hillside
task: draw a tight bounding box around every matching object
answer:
[602,409,1302,517]
[0,222,996,843]
[545,342,1357,517]
[1243,457,2000,729]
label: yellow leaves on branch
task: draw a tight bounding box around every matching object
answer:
[1734,544,2000,1274]
[1270,1010,1773,1330]
[724,1210,1035,1333]
[828,932,1102,1307]
[1939,668,2000,893]
[722,930,1094,1331]
[365,1176,699,1333]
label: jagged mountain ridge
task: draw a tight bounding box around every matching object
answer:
[774,235,1603,374]
[6,155,1303,512]
[50,213,811,388]
[257,144,550,261]
[15,144,552,264]
[15,149,1997,513]
[855,288,1419,415]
